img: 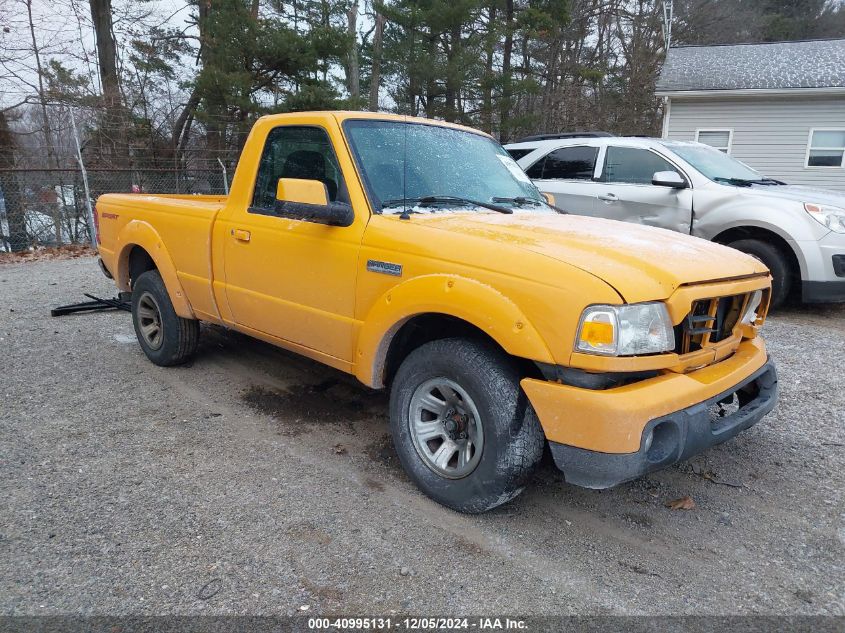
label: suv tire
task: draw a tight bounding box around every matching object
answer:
[131,270,199,366]
[389,337,545,513]
[728,238,791,308]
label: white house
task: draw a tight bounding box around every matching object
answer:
[657,39,845,191]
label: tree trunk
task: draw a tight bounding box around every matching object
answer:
[25,0,62,244]
[346,0,360,102]
[481,5,497,134]
[89,0,121,111]
[0,112,28,252]
[368,12,385,111]
[499,0,515,142]
[444,23,461,122]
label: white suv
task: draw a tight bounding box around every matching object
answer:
[505,135,845,307]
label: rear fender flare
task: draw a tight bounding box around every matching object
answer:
[354,274,554,388]
[114,220,195,319]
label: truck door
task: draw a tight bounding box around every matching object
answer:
[596,146,693,233]
[220,124,364,363]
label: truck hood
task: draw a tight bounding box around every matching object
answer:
[410,212,768,302]
[744,183,845,208]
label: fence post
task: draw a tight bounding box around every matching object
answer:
[217,158,229,195]
[68,107,97,250]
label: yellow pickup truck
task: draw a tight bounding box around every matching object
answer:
[95,111,778,512]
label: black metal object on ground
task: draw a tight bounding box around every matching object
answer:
[51,293,131,317]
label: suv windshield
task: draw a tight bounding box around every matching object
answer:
[664,142,764,183]
[344,119,549,214]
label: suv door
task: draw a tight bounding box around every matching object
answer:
[526,145,602,215]
[597,146,693,233]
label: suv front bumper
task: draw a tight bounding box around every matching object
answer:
[547,360,777,488]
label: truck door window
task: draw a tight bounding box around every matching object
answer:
[535,146,598,180]
[251,126,346,212]
[603,147,678,185]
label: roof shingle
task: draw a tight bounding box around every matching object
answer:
[656,39,845,93]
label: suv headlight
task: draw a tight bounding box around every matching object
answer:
[575,303,675,356]
[804,203,845,233]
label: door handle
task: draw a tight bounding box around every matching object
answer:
[231,228,251,242]
[598,193,618,202]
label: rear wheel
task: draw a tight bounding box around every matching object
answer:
[727,238,791,308]
[131,270,199,366]
[389,338,545,513]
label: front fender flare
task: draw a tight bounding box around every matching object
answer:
[114,220,195,319]
[354,274,554,388]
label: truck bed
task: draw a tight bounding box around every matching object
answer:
[96,193,229,320]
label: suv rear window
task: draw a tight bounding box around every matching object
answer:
[526,146,598,180]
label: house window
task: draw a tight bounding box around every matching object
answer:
[696,130,732,154]
[806,130,845,168]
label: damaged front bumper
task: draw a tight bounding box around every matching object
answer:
[548,360,777,488]
[521,338,778,488]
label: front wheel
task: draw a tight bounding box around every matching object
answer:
[131,270,199,366]
[727,238,791,308]
[389,338,545,513]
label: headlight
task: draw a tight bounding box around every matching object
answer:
[575,303,675,356]
[804,202,845,233]
[741,290,763,326]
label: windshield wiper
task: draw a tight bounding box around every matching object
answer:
[381,195,513,215]
[714,176,785,187]
[493,196,568,214]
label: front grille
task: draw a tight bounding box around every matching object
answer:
[674,294,747,355]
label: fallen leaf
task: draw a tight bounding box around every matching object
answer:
[665,495,696,510]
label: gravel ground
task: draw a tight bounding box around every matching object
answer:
[0,256,843,616]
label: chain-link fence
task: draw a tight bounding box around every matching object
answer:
[1,100,240,253]
[0,166,231,252]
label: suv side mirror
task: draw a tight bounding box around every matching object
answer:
[652,171,688,189]
[274,177,354,227]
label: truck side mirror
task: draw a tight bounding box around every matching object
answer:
[542,192,556,206]
[652,171,688,189]
[277,177,329,206]
[274,177,354,227]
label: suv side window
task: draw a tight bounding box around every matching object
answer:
[506,148,535,160]
[252,126,346,212]
[527,146,598,180]
[603,146,678,185]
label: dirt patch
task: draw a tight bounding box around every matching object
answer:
[365,433,401,473]
[241,380,386,436]
[287,522,333,546]
[0,244,96,264]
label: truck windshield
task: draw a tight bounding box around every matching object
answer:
[343,119,549,214]
[665,142,765,184]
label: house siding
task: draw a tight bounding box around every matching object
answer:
[664,95,845,191]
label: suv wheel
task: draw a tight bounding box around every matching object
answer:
[728,238,791,308]
[389,337,545,513]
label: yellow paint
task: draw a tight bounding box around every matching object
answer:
[94,111,773,455]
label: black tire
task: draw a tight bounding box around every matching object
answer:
[389,337,545,513]
[131,270,199,366]
[727,238,791,308]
